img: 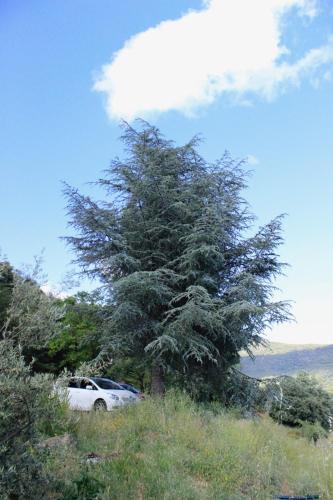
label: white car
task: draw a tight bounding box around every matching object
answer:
[66,376,138,411]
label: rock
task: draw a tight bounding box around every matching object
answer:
[84,451,121,465]
[39,433,75,450]
[85,452,104,465]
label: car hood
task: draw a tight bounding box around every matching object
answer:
[102,389,138,399]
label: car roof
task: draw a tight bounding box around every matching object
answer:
[91,377,124,387]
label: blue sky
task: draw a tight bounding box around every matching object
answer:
[1,0,332,343]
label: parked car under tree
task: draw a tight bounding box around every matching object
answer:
[66,377,138,411]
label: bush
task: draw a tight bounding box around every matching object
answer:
[298,420,328,443]
[0,260,76,498]
[269,372,333,432]
[0,341,75,499]
[61,469,105,500]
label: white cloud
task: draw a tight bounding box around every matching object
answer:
[93,0,333,121]
[41,282,69,299]
[324,70,332,81]
[247,154,259,166]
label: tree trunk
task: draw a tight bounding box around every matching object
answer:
[151,361,165,396]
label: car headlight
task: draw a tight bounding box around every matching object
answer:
[108,394,120,401]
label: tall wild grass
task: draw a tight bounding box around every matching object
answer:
[50,391,333,499]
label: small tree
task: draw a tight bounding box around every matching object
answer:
[65,121,290,396]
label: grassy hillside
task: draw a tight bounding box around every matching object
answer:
[240,342,333,391]
[48,393,333,499]
[242,341,325,356]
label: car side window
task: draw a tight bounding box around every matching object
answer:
[80,379,97,390]
[68,378,79,388]
[80,379,90,389]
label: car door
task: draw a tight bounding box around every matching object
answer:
[79,378,98,410]
[67,378,82,409]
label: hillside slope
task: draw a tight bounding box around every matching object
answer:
[57,393,333,499]
[240,342,333,391]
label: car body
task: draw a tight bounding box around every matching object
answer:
[66,376,138,411]
[117,382,145,399]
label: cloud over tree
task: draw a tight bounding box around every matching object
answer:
[93,0,333,121]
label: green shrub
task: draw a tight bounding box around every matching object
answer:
[269,372,333,431]
[0,342,75,499]
[61,469,105,500]
[298,420,328,443]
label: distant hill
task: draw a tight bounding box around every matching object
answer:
[240,342,333,392]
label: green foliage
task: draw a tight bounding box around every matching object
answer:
[0,261,14,331]
[65,121,290,396]
[28,292,104,374]
[0,341,74,499]
[219,369,272,411]
[298,420,328,443]
[269,372,333,432]
[62,470,105,500]
[1,263,63,349]
[106,355,150,390]
[0,261,73,499]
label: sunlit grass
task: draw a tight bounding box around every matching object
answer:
[52,392,333,499]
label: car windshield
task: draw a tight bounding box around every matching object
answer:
[91,378,124,390]
[120,383,140,394]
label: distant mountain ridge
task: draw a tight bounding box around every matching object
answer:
[240,342,333,392]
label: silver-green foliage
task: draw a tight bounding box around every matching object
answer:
[0,263,67,499]
[269,372,333,432]
[65,121,291,395]
[1,262,63,347]
[1,343,51,498]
